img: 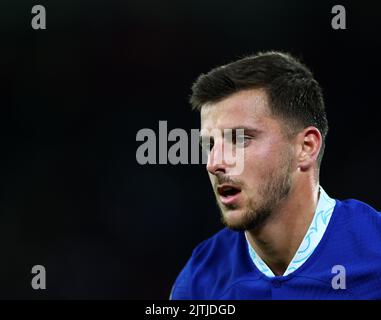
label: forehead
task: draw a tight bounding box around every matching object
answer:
[200,88,274,130]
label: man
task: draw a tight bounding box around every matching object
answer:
[170,51,381,299]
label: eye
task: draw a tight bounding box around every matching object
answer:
[235,135,252,146]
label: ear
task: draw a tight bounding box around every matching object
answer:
[296,126,322,171]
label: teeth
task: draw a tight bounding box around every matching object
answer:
[217,185,240,197]
[222,187,238,196]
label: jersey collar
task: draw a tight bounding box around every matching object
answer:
[245,186,336,277]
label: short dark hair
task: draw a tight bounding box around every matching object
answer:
[190,51,329,167]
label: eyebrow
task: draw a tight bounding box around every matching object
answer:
[228,126,262,135]
[199,126,262,143]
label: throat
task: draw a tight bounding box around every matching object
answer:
[245,229,303,277]
[245,183,320,277]
[264,260,289,276]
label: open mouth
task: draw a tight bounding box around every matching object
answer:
[217,184,242,205]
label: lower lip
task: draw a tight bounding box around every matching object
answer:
[219,192,242,205]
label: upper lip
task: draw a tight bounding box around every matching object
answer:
[217,184,242,196]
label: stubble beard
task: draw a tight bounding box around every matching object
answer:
[218,155,293,232]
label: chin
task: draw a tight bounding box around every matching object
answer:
[221,205,270,231]
[220,208,249,231]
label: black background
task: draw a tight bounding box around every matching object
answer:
[1,0,380,299]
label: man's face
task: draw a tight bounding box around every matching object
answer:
[200,89,296,231]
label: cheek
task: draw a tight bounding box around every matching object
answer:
[243,142,289,182]
[244,143,277,170]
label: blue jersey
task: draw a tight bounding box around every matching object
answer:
[171,199,381,299]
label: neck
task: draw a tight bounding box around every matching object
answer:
[245,179,320,276]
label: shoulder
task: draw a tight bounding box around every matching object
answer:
[331,198,381,297]
[191,228,241,261]
[336,198,381,226]
[171,228,247,299]
[331,198,381,254]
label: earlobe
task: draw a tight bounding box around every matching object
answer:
[298,150,311,171]
[297,127,322,171]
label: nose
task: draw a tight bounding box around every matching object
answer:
[206,143,227,175]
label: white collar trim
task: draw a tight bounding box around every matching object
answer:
[246,186,336,277]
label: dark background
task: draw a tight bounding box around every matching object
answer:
[0,0,380,299]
